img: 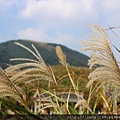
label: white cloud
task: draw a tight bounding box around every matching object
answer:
[20,0,98,23]
[17,27,80,51]
[0,0,120,25]
[18,28,54,42]
[18,0,120,28]
[2,0,120,26]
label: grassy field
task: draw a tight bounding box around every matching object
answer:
[0,24,120,119]
[50,65,90,92]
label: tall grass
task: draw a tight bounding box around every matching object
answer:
[81,24,120,114]
[0,24,119,119]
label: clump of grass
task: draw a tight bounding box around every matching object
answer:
[0,67,28,109]
[0,24,119,118]
[81,24,120,114]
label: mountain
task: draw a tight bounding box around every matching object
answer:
[0,40,89,69]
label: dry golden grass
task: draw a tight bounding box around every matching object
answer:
[81,24,120,114]
[0,24,120,115]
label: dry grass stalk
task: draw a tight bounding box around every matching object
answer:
[81,24,120,88]
[3,42,58,113]
[0,67,27,108]
[5,42,54,88]
[56,46,77,93]
[81,24,120,113]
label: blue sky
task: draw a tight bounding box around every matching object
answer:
[0,0,120,60]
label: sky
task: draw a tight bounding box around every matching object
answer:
[0,0,120,61]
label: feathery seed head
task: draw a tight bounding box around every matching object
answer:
[81,24,120,90]
[56,46,66,66]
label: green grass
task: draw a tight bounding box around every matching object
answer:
[50,65,91,92]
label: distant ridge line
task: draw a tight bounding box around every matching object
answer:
[0,39,89,69]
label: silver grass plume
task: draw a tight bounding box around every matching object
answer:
[81,24,120,89]
[5,42,53,86]
[81,25,120,110]
[56,46,66,66]
[74,99,92,114]
[56,46,77,92]
[0,67,27,107]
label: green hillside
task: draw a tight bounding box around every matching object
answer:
[0,39,89,69]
